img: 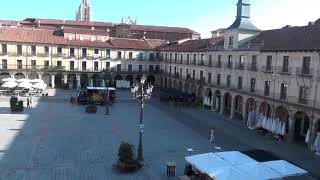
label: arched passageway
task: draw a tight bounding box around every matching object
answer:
[223,92,232,116]
[126,75,134,86]
[42,73,52,88]
[190,84,197,95]
[184,83,190,93]
[80,74,89,88]
[245,98,255,121]
[54,73,63,88]
[146,75,155,86]
[233,95,243,120]
[92,74,101,87]
[0,72,11,84]
[177,81,183,92]
[67,74,77,89]
[29,73,39,80]
[293,111,310,143]
[259,102,272,118]
[14,73,25,80]
[197,86,203,98]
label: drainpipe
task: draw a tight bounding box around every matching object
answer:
[310,51,320,150]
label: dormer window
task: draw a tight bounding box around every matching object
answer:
[229,36,234,46]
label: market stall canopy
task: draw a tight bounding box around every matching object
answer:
[2,78,16,82]
[87,87,116,91]
[262,160,307,177]
[18,82,32,89]
[1,81,18,88]
[16,78,30,83]
[185,151,308,180]
[32,82,47,89]
[29,79,44,83]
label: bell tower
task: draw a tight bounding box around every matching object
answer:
[76,0,92,21]
[224,0,260,49]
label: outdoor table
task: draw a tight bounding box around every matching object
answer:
[166,162,176,177]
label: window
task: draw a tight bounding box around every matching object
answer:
[149,65,154,72]
[238,76,242,90]
[82,61,87,71]
[138,53,144,60]
[68,34,73,40]
[239,55,244,68]
[17,45,22,55]
[106,49,111,58]
[252,55,257,69]
[180,54,183,61]
[264,81,270,96]
[82,48,87,57]
[91,36,96,41]
[31,60,36,67]
[1,44,7,54]
[70,61,74,70]
[169,53,172,61]
[169,66,172,74]
[302,56,311,74]
[57,47,62,54]
[192,69,196,80]
[217,74,221,86]
[106,62,110,70]
[200,54,204,65]
[128,64,132,72]
[282,56,289,72]
[149,53,155,61]
[208,73,212,83]
[31,46,36,55]
[193,54,197,64]
[180,68,182,77]
[209,55,213,66]
[117,51,122,59]
[186,69,190,79]
[280,83,288,100]
[165,53,168,60]
[227,75,231,88]
[17,60,22,69]
[250,78,256,93]
[155,65,160,72]
[44,60,49,68]
[200,70,204,81]
[70,48,75,57]
[217,55,222,67]
[229,36,233,46]
[174,53,178,62]
[129,52,133,60]
[228,55,232,68]
[187,54,190,61]
[139,65,143,72]
[174,67,177,74]
[57,61,62,67]
[299,87,309,104]
[94,62,99,71]
[94,49,99,55]
[266,55,272,70]
[117,64,121,72]
[44,46,49,54]
[1,59,7,69]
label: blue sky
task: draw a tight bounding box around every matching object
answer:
[0,0,319,38]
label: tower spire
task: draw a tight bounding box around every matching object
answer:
[227,0,259,31]
[76,0,92,21]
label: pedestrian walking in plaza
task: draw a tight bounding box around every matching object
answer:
[30,96,33,107]
[210,129,215,143]
[27,98,30,108]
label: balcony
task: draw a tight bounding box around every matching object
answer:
[7,52,25,56]
[224,62,233,69]
[247,64,258,71]
[213,62,222,68]
[234,63,245,70]
[0,52,8,55]
[296,67,313,77]
[276,67,292,75]
[37,53,50,57]
[261,65,274,73]
[52,53,66,58]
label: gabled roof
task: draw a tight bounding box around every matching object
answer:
[62,27,109,36]
[158,37,224,52]
[247,23,320,52]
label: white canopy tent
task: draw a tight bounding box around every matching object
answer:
[1,81,18,88]
[262,160,307,177]
[18,82,32,89]
[185,151,308,180]
[16,78,30,83]
[32,82,47,90]
[1,78,16,82]
[29,79,44,83]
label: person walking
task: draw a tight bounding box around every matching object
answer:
[27,98,30,108]
[210,129,215,143]
[30,96,33,108]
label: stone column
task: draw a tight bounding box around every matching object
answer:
[286,114,295,142]
[220,96,224,115]
[242,102,247,123]
[63,75,68,84]
[51,75,55,89]
[230,97,235,119]
[310,119,317,150]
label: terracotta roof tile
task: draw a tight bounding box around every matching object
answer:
[66,40,113,48]
[109,38,153,50]
[62,27,109,36]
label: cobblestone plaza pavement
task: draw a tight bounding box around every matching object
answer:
[0,90,319,180]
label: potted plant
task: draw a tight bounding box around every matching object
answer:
[114,142,141,172]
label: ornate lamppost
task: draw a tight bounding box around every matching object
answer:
[131,75,153,161]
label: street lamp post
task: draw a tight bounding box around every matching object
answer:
[131,75,153,162]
